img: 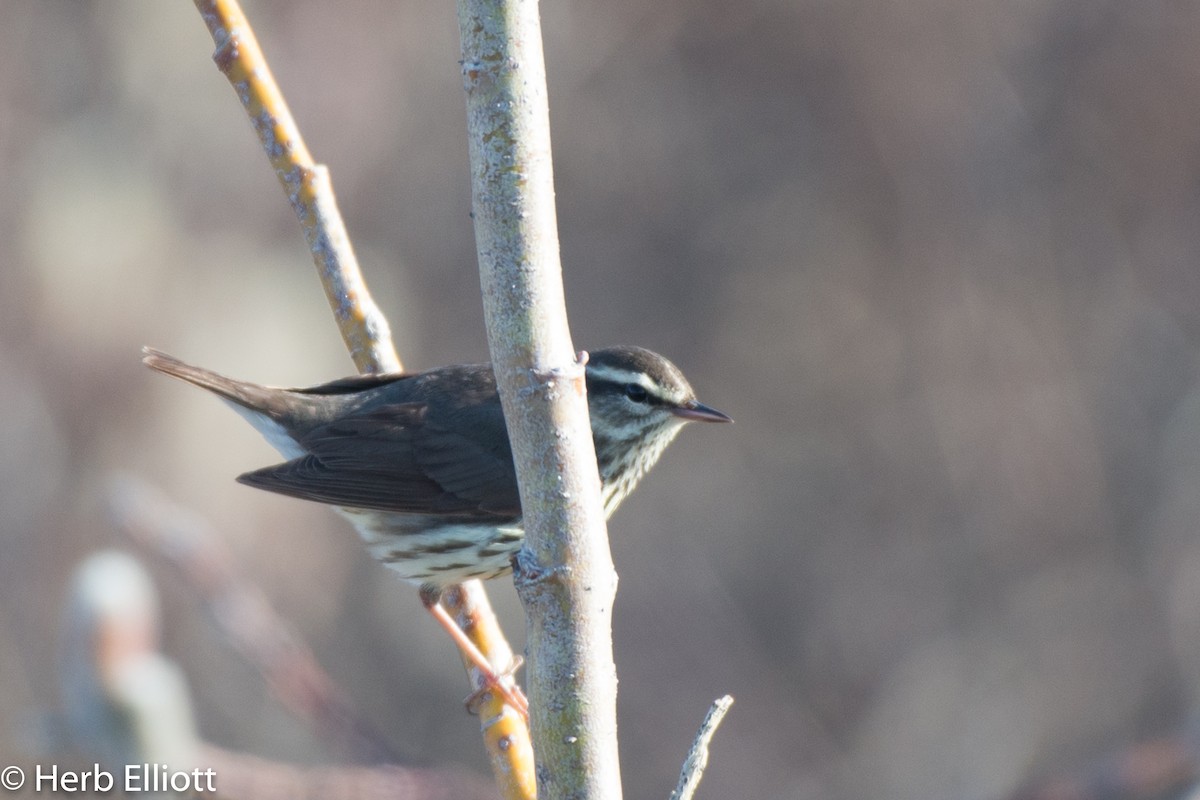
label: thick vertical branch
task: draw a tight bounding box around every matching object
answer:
[457,1,623,798]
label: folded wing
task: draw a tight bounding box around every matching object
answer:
[237,402,521,518]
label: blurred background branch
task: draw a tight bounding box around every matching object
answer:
[59,548,497,800]
[59,551,199,770]
[1004,735,1200,800]
[195,745,497,800]
[108,475,397,763]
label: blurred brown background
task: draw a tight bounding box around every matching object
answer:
[4,1,1200,798]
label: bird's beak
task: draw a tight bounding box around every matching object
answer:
[673,400,733,423]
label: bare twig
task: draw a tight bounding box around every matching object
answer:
[670,696,734,800]
[457,0,622,797]
[188,1,535,794]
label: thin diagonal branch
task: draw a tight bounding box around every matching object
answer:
[192,0,398,374]
[189,2,535,795]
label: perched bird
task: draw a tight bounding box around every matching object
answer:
[143,345,730,714]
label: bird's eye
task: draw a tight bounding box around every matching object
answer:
[624,383,649,403]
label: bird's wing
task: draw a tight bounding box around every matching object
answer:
[236,402,521,518]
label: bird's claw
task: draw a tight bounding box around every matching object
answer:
[464,655,528,718]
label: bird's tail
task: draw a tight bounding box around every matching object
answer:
[141,347,279,414]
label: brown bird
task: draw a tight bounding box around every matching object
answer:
[143,346,730,716]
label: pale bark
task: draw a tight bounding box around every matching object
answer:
[457,1,623,797]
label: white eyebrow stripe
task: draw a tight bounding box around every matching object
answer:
[586,366,656,388]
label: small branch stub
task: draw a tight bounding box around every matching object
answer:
[670,695,735,800]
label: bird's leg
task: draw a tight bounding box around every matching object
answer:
[419,585,529,719]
